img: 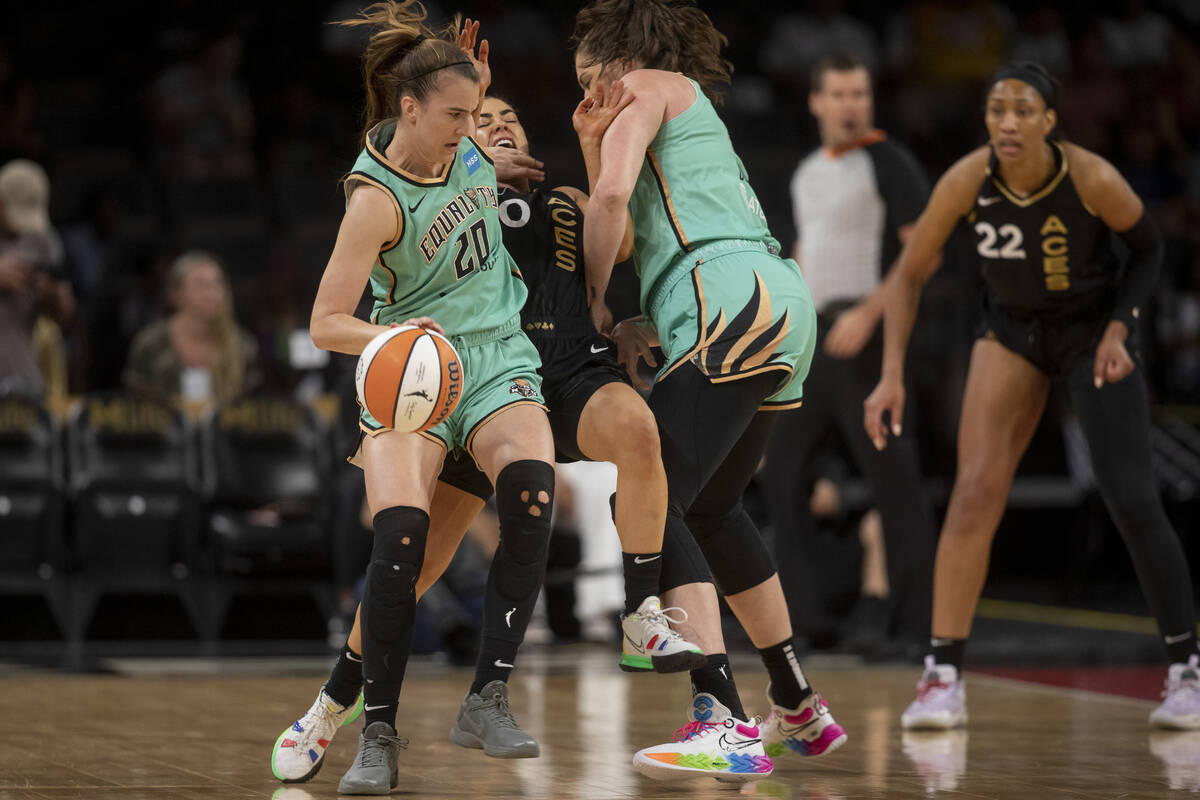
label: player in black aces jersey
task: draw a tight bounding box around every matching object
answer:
[864,63,1200,730]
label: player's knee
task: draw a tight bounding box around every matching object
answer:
[366,506,429,643]
[495,459,555,564]
[952,463,1009,513]
[617,408,662,466]
[687,505,775,595]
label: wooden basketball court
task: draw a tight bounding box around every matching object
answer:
[1,649,1191,799]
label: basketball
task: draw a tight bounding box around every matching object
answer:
[355,325,463,432]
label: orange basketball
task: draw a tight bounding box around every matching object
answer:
[355,325,463,433]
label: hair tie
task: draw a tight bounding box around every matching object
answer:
[990,63,1057,110]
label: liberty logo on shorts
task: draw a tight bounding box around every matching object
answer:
[461,145,482,175]
[509,378,538,399]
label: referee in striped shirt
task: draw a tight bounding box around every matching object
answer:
[764,54,937,654]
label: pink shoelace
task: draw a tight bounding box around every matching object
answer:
[673,720,719,742]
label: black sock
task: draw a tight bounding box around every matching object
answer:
[470,636,520,695]
[1165,631,1200,665]
[622,551,663,614]
[690,653,746,720]
[323,646,364,708]
[931,637,967,673]
[758,638,814,709]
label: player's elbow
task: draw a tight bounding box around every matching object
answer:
[590,184,632,216]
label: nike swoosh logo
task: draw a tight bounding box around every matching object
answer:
[505,607,516,627]
[978,195,1003,207]
[494,660,514,669]
[364,703,390,711]
[718,733,761,751]
[590,344,609,353]
[1165,632,1194,644]
[633,554,661,564]
[408,194,427,214]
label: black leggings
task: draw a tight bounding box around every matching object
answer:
[649,364,780,596]
[1065,354,1197,643]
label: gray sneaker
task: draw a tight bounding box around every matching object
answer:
[337,720,407,795]
[449,680,540,758]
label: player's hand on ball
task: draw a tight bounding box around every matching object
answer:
[611,317,658,390]
[863,376,905,451]
[393,317,446,337]
[1092,321,1134,388]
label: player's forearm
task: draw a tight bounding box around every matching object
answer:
[583,190,626,308]
[310,312,386,356]
[880,269,923,381]
[579,138,603,195]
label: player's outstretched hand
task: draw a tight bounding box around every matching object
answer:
[572,79,635,145]
[611,316,658,390]
[458,18,490,93]
[487,147,545,184]
[863,375,905,451]
[393,317,446,337]
[1092,320,1134,388]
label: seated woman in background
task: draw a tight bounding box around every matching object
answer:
[123,250,257,409]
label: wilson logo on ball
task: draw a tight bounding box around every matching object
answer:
[356,325,464,433]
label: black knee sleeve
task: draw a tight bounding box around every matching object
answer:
[686,504,776,595]
[660,517,714,593]
[485,460,555,642]
[365,506,428,644]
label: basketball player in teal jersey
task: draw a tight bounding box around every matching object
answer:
[272,85,713,786]
[570,0,847,781]
[306,4,561,793]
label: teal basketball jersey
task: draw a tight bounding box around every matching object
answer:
[629,77,782,312]
[345,120,527,335]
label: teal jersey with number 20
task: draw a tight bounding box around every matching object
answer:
[345,119,527,335]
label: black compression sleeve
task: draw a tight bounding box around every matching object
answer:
[1112,212,1162,331]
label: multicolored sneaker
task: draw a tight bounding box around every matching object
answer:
[760,684,847,758]
[620,596,706,673]
[901,656,967,730]
[1150,655,1200,730]
[338,720,407,795]
[271,688,363,782]
[632,692,774,782]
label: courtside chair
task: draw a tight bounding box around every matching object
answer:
[0,393,70,640]
[65,391,206,642]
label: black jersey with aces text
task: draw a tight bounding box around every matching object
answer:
[970,142,1119,317]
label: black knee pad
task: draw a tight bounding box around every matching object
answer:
[486,460,554,638]
[494,459,555,568]
[660,518,713,593]
[365,506,429,644]
[686,504,776,595]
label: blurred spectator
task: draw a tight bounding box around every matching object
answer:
[1010,7,1071,77]
[758,0,879,100]
[148,30,255,179]
[123,251,257,409]
[1059,25,1131,155]
[0,44,42,162]
[0,159,74,398]
[1099,0,1173,70]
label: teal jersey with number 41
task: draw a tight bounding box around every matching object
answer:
[344,120,527,335]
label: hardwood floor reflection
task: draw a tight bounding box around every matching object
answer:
[0,651,1191,799]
